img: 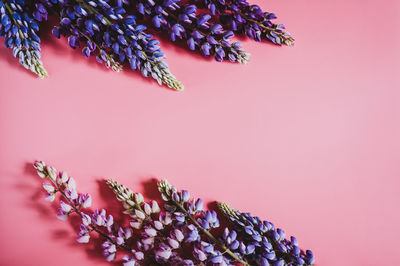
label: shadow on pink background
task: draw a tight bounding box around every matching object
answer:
[1,0,399,265]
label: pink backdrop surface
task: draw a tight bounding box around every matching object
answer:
[1,0,399,265]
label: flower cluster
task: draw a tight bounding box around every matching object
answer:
[125,0,249,63]
[0,0,47,78]
[49,0,183,90]
[34,161,313,265]
[218,202,315,265]
[199,0,294,45]
[1,0,292,90]
[34,161,133,262]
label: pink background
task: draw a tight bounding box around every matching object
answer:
[1,0,399,265]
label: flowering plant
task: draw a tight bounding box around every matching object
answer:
[33,161,314,265]
[1,0,293,90]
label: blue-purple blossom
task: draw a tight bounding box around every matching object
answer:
[40,0,183,90]
[0,0,47,77]
[34,162,313,265]
[124,0,250,63]
[199,0,294,45]
[218,202,315,265]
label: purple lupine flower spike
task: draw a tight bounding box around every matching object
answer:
[35,162,313,265]
[0,0,47,77]
[218,202,315,265]
[198,0,294,45]
[124,0,250,63]
[36,0,183,90]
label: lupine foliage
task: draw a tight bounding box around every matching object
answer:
[1,0,293,90]
[34,161,314,265]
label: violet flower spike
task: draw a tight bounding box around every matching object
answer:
[33,162,314,265]
[218,202,315,265]
[199,0,294,45]
[44,0,183,90]
[125,0,250,63]
[0,0,47,78]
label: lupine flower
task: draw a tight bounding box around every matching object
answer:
[1,0,293,90]
[33,161,133,263]
[34,162,313,265]
[0,0,47,78]
[46,0,183,90]
[125,0,250,63]
[157,179,250,265]
[218,202,315,265]
[199,0,294,45]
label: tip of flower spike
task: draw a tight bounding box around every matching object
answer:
[14,47,48,78]
[157,180,172,193]
[241,53,251,64]
[167,78,184,91]
[281,34,295,46]
[149,62,184,91]
[217,202,241,220]
[107,179,136,203]
[229,42,250,64]
[264,29,295,47]
[37,65,48,79]
[157,180,178,201]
